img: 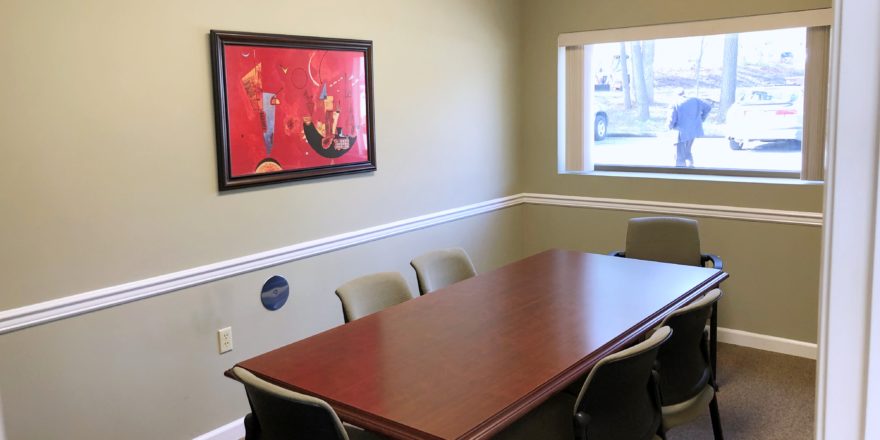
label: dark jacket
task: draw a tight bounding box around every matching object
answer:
[668,97,711,143]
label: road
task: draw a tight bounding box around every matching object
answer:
[592,136,801,172]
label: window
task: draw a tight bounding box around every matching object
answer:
[558,9,831,180]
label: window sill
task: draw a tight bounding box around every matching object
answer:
[562,169,824,186]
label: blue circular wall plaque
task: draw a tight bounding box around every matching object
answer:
[261,276,289,311]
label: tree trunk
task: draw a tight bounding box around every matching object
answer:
[694,37,705,96]
[619,42,632,110]
[631,41,650,121]
[643,40,655,104]
[719,34,739,122]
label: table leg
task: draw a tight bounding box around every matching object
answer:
[711,303,719,391]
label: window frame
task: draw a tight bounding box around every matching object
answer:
[557,9,832,181]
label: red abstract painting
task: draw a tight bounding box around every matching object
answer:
[211,31,375,190]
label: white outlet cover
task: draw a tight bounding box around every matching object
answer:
[218,327,233,354]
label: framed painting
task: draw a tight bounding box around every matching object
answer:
[210,30,376,190]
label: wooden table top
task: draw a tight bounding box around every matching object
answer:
[234,249,727,440]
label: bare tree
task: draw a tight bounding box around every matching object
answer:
[719,34,739,122]
[694,37,705,96]
[631,41,651,120]
[619,42,632,110]
[643,40,655,104]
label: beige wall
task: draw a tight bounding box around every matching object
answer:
[517,0,828,342]
[0,0,524,438]
[518,0,828,212]
[0,208,524,439]
[0,0,831,437]
[0,0,522,310]
[523,205,822,342]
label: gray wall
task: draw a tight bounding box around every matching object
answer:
[523,205,822,342]
[0,209,524,439]
[0,0,524,438]
[0,0,522,310]
[0,0,828,438]
[517,0,828,342]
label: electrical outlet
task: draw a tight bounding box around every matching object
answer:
[218,327,233,354]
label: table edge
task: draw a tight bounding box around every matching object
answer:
[454,270,729,440]
[226,266,729,440]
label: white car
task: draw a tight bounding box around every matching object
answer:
[725,88,803,150]
[594,111,608,141]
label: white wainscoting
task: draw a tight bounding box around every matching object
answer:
[0,193,822,335]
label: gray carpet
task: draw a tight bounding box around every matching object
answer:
[668,343,816,440]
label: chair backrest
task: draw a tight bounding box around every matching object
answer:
[233,366,349,440]
[410,248,477,295]
[335,272,412,322]
[573,326,672,440]
[656,289,722,405]
[625,217,703,267]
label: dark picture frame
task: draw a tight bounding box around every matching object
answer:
[210,30,376,190]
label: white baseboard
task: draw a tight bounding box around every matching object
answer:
[193,417,244,440]
[717,327,817,359]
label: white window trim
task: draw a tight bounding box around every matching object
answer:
[558,9,832,47]
[557,8,833,180]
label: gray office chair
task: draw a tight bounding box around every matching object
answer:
[493,327,672,440]
[655,289,724,439]
[611,216,723,388]
[573,326,673,440]
[611,217,722,269]
[231,366,384,440]
[335,272,413,322]
[410,247,477,295]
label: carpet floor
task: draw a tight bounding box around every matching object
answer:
[667,343,816,440]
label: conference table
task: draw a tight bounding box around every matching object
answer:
[230,249,728,440]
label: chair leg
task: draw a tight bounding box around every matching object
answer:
[711,303,719,391]
[656,426,667,440]
[709,395,724,440]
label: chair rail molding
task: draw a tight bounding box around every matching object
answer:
[0,192,822,335]
[0,195,520,335]
[521,193,823,226]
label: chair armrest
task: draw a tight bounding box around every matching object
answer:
[701,253,723,271]
[609,250,625,257]
[573,411,591,440]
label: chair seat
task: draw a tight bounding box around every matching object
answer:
[661,384,715,430]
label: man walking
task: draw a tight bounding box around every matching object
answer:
[668,90,712,167]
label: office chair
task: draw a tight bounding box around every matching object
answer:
[655,289,724,439]
[611,217,722,270]
[410,247,477,295]
[231,366,384,440]
[572,326,672,440]
[335,272,413,322]
[493,327,672,440]
[611,216,723,387]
